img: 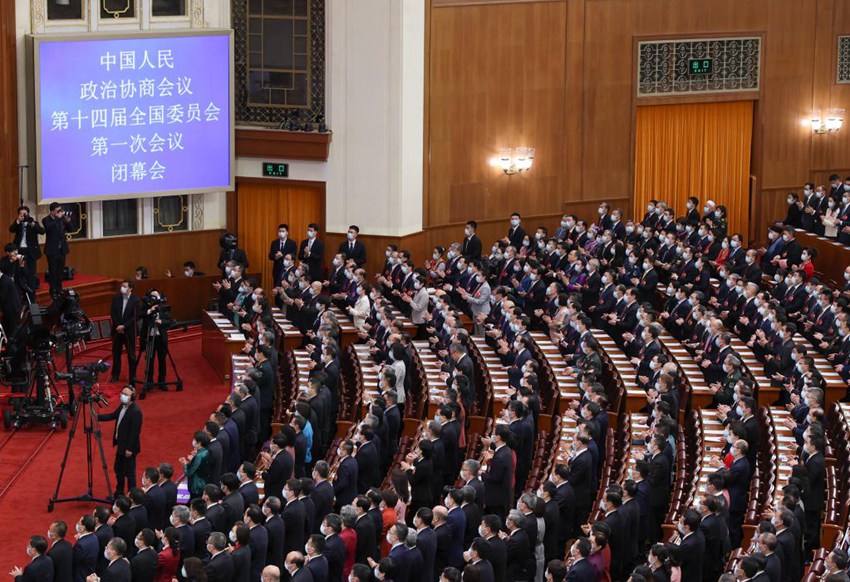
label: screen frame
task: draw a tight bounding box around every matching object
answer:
[31,28,235,204]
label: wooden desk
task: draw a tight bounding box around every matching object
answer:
[202,311,247,382]
[794,229,849,286]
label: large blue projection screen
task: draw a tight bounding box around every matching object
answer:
[33,31,234,203]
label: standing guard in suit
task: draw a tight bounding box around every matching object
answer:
[110,280,141,384]
[97,386,143,497]
[42,202,72,299]
[299,223,325,282]
[270,224,299,289]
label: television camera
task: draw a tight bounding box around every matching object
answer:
[1,289,94,430]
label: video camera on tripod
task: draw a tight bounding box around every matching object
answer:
[54,360,109,406]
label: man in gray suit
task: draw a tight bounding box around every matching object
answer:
[460,260,491,335]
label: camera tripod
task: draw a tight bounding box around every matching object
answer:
[135,319,183,398]
[5,348,68,430]
[47,385,113,511]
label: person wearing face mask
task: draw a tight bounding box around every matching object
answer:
[128,529,157,582]
[503,212,527,249]
[338,224,367,267]
[295,222,324,281]
[461,220,483,259]
[10,535,54,582]
[198,532,233,582]
[109,279,141,384]
[98,537,132,581]
[96,386,143,497]
[723,439,750,548]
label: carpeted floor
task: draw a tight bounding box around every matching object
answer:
[0,330,226,572]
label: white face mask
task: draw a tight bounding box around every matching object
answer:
[120,394,131,405]
[183,269,192,277]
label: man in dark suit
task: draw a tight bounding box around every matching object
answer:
[73,516,99,582]
[726,440,751,549]
[505,510,533,581]
[803,437,826,552]
[565,538,595,582]
[333,441,358,510]
[698,496,729,582]
[413,509,438,582]
[600,490,626,581]
[299,223,325,282]
[353,497,379,563]
[462,221,483,259]
[44,521,73,582]
[355,427,381,493]
[110,497,137,555]
[310,462,335,532]
[567,435,595,529]
[231,524,252,582]
[282,481,307,555]
[480,515,507,582]
[139,469,166,532]
[481,427,514,522]
[157,463,178,515]
[270,224,299,287]
[245,505,268,581]
[221,473,246,532]
[674,510,705,582]
[203,532,235,582]
[338,225,367,267]
[261,433,293,501]
[110,281,141,383]
[432,507,452,577]
[238,463,260,508]
[304,535,329,581]
[97,385,143,496]
[646,435,671,543]
[129,529,157,582]
[42,202,71,298]
[8,205,44,295]
[101,538,132,582]
[284,552,313,582]
[445,491,467,568]
[321,514,347,582]
[189,499,211,559]
[505,213,527,249]
[384,523,412,582]
[11,535,54,582]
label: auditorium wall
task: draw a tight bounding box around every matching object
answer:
[425,0,850,245]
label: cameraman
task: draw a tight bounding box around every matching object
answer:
[42,203,72,298]
[8,205,44,295]
[138,289,170,392]
[110,280,141,384]
[0,243,33,302]
[97,385,142,497]
[217,232,248,278]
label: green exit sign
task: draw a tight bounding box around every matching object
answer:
[262,162,289,178]
[688,58,713,75]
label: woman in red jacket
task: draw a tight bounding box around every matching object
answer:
[155,528,180,582]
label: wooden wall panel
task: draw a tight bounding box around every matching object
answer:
[426,0,850,249]
[65,229,226,280]
[427,1,568,226]
[0,0,18,230]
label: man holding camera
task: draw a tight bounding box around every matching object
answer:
[110,280,141,384]
[8,205,44,296]
[138,289,171,394]
[42,202,72,298]
[97,385,143,497]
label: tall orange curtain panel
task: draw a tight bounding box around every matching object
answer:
[633,101,753,241]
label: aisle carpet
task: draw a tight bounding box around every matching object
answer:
[0,332,225,572]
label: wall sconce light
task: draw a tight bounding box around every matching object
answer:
[806,109,844,134]
[494,147,535,175]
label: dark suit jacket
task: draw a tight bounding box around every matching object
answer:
[354,514,378,563]
[263,450,293,501]
[601,509,626,579]
[290,568,313,582]
[355,440,381,492]
[298,238,325,281]
[94,525,114,575]
[239,481,260,509]
[206,503,227,534]
[726,456,751,513]
[15,555,54,582]
[269,237,299,284]
[333,456,358,509]
[282,499,307,555]
[248,524,268,580]
[677,530,705,582]
[305,555,328,582]
[231,545,252,582]
[97,403,142,454]
[129,547,157,582]
[462,234,483,259]
[110,293,141,336]
[9,218,44,259]
[191,518,212,558]
[481,445,514,510]
[566,558,595,582]
[112,514,137,555]
[323,534,346,582]
[699,513,728,578]
[48,540,73,582]
[204,551,235,582]
[311,481,335,532]
[128,505,149,534]
[445,507,466,568]
[73,534,99,582]
[388,544,411,582]
[416,528,437,582]
[505,528,533,581]
[160,480,178,514]
[222,491,245,532]
[338,239,367,267]
[433,523,452,578]
[42,214,70,257]
[101,558,131,582]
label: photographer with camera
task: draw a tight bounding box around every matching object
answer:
[42,202,72,299]
[8,205,44,295]
[97,385,143,497]
[217,232,248,278]
[0,243,33,302]
[110,280,141,384]
[138,289,171,393]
